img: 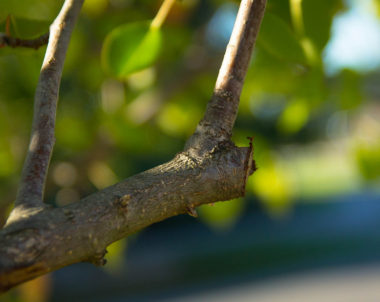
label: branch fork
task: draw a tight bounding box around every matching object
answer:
[0,0,267,293]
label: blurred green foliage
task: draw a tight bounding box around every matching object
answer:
[258,12,307,65]
[198,198,245,230]
[1,1,380,301]
[8,16,50,39]
[356,142,380,181]
[102,21,162,77]
[0,0,62,21]
[0,0,379,231]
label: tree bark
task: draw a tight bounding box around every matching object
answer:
[12,0,85,213]
[0,144,253,291]
[0,0,267,293]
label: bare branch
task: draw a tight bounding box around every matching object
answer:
[0,32,49,49]
[11,0,84,215]
[185,0,267,153]
[0,145,251,292]
[0,0,266,293]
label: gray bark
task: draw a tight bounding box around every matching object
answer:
[13,0,84,212]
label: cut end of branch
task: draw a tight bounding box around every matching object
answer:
[247,136,257,175]
[242,136,256,196]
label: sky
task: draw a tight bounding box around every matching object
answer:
[206,0,380,75]
[324,0,380,74]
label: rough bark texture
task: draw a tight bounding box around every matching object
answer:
[0,0,267,293]
[0,144,253,291]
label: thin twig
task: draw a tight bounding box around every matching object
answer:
[185,0,267,152]
[11,0,84,214]
[0,32,49,49]
[151,0,176,29]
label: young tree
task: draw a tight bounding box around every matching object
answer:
[0,0,266,293]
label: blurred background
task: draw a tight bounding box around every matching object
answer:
[1,0,380,301]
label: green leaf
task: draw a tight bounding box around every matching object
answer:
[302,0,343,51]
[10,17,50,39]
[101,21,162,78]
[257,13,307,64]
[0,0,62,22]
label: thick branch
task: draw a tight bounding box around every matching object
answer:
[0,145,252,292]
[185,0,267,152]
[0,32,49,49]
[12,0,84,212]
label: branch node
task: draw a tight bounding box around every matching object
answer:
[114,194,131,212]
[87,249,108,266]
[186,205,198,218]
[63,208,75,221]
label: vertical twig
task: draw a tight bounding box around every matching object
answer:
[13,0,84,212]
[151,0,176,29]
[185,0,267,152]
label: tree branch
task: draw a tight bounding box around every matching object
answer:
[0,0,266,293]
[0,146,251,292]
[9,0,84,217]
[185,0,267,153]
[0,32,49,49]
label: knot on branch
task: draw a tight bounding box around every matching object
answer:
[63,208,75,221]
[114,194,131,214]
[185,205,198,218]
[87,249,108,266]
